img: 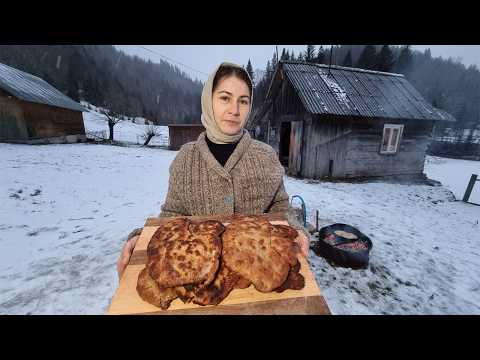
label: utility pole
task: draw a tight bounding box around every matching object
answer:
[328,45,334,75]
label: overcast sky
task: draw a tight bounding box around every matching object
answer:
[115,45,480,82]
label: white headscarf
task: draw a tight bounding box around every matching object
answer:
[200,61,253,144]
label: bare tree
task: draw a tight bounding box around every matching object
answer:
[101,108,123,141]
[142,124,161,146]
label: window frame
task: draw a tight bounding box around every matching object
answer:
[380,124,404,154]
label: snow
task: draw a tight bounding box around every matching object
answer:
[1,109,479,314]
[425,156,480,204]
[81,102,169,146]
[287,177,480,315]
[0,143,177,314]
[316,72,351,109]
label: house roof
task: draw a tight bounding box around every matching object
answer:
[0,62,85,112]
[267,61,456,122]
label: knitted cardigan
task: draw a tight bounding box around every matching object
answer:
[159,130,289,217]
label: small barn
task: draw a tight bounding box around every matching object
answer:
[0,62,86,144]
[167,124,205,150]
[252,61,456,180]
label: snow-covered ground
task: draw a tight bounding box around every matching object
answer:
[424,156,480,204]
[294,178,479,314]
[1,109,479,314]
[0,143,177,314]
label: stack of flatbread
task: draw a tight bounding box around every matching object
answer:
[136,215,305,310]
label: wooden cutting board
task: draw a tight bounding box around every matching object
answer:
[107,212,331,315]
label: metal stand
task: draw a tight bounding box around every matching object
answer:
[290,195,307,227]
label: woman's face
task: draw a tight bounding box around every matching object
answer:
[212,75,251,136]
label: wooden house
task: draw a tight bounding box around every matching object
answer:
[167,124,205,150]
[251,61,456,179]
[0,62,86,144]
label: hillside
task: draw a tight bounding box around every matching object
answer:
[0,45,202,125]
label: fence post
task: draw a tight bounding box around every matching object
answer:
[463,174,478,202]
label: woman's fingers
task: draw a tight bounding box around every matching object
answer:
[117,256,129,280]
[123,235,139,259]
[117,235,140,280]
[303,238,310,256]
[117,258,125,280]
[127,235,140,250]
[296,231,310,257]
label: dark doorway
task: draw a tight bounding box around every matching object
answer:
[279,121,291,166]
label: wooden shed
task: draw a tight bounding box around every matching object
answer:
[167,124,205,150]
[252,61,456,180]
[0,62,86,144]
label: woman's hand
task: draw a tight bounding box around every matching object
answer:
[295,231,310,257]
[116,235,140,280]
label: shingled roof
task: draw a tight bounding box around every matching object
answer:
[0,62,85,112]
[266,61,456,122]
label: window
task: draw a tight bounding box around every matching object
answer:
[380,124,404,154]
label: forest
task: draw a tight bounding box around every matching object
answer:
[0,45,203,125]
[1,44,479,136]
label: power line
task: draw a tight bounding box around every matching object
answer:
[136,45,209,79]
[137,46,278,79]
[136,45,289,85]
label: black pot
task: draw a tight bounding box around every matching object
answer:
[313,223,373,269]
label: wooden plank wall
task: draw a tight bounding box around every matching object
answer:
[343,118,434,177]
[288,121,303,176]
[0,93,29,142]
[301,115,351,179]
[270,114,309,154]
[168,125,205,150]
[275,77,307,115]
[268,78,309,152]
[20,101,85,139]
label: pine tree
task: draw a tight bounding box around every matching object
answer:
[316,46,326,64]
[246,59,254,83]
[306,45,316,62]
[375,45,395,72]
[356,45,377,70]
[342,50,353,67]
[395,45,413,75]
[280,48,287,61]
[265,60,272,83]
[271,51,278,72]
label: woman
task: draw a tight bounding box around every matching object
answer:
[117,62,309,279]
